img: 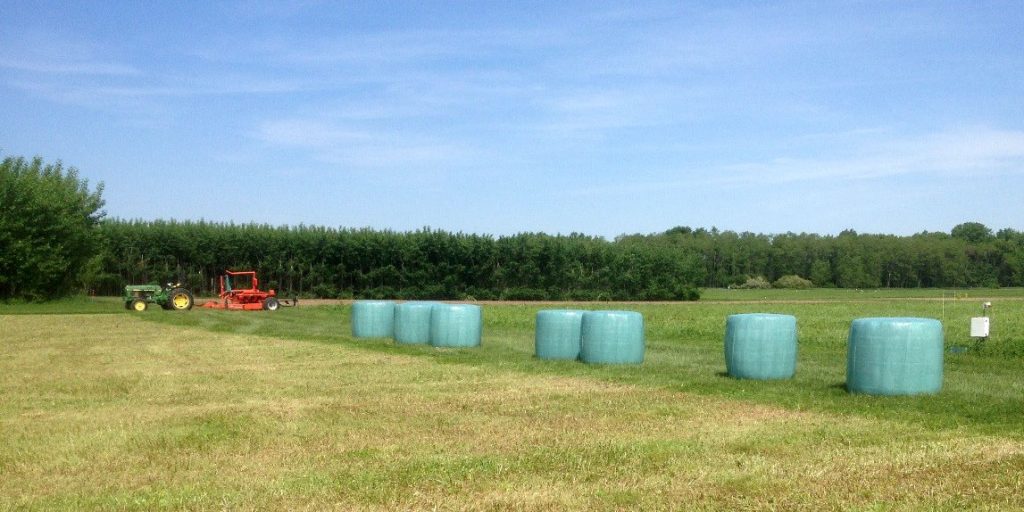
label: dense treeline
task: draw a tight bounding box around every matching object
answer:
[7,151,1021,303]
[87,220,703,300]
[85,220,1024,300]
[1,155,105,300]
[619,223,1024,289]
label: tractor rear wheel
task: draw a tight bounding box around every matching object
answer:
[263,297,280,311]
[130,299,148,312]
[169,288,194,310]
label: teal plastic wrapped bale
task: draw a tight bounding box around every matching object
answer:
[393,301,437,345]
[580,311,644,364]
[535,309,585,360]
[351,300,396,338]
[430,304,482,348]
[724,313,798,380]
[846,317,944,396]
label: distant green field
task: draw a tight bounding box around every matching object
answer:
[699,286,1024,301]
[0,295,120,315]
[2,291,1022,509]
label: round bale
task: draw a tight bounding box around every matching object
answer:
[535,309,585,360]
[351,300,396,338]
[430,304,482,348]
[846,317,944,396]
[580,310,644,364]
[393,301,438,345]
[724,313,798,380]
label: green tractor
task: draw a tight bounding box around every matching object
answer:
[123,283,194,312]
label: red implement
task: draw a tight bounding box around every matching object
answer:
[201,270,296,311]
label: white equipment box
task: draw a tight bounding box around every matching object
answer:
[970,317,990,338]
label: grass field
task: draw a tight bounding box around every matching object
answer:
[2,291,1023,510]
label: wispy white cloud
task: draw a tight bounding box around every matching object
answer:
[528,85,713,137]
[0,29,140,76]
[0,25,316,109]
[0,57,138,76]
[257,119,372,147]
[4,6,848,129]
[9,74,311,110]
[255,118,474,169]
[194,25,567,69]
[722,127,1024,184]
[569,126,1024,197]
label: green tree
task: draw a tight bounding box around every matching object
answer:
[0,155,106,300]
[951,222,994,244]
[809,258,833,287]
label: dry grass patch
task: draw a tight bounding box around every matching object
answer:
[1,314,1021,510]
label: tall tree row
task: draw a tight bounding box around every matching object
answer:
[83,220,1024,301]
[619,223,1024,289]
[5,153,1020,303]
[88,221,703,300]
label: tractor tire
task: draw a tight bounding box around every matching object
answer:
[168,288,194,311]
[130,299,148,312]
[262,297,280,311]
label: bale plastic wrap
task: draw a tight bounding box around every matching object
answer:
[846,317,944,395]
[724,313,797,380]
[535,309,585,360]
[430,304,482,348]
[393,302,438,344]
[579,311,644,364]
[351,300,395,338]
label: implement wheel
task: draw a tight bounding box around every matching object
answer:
[169,288,194,311]
[263,297,280,311]
[130,299,148,312]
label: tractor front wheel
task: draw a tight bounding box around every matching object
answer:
[130,299,148,312]
[263,297,280,311]
[169,288,194,311]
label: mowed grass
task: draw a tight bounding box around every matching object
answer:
[2,292,1023,510]
[139,292,1024,433]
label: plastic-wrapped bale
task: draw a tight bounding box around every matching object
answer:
[393,301,437,345]
[351,300,396,338]
[846,317,944,396]
[430,304,482,348]
[580,311,644,364]
[535,309,585,360]
[724,313,798,380]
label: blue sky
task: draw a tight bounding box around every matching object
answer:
[2,1,1023,238]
